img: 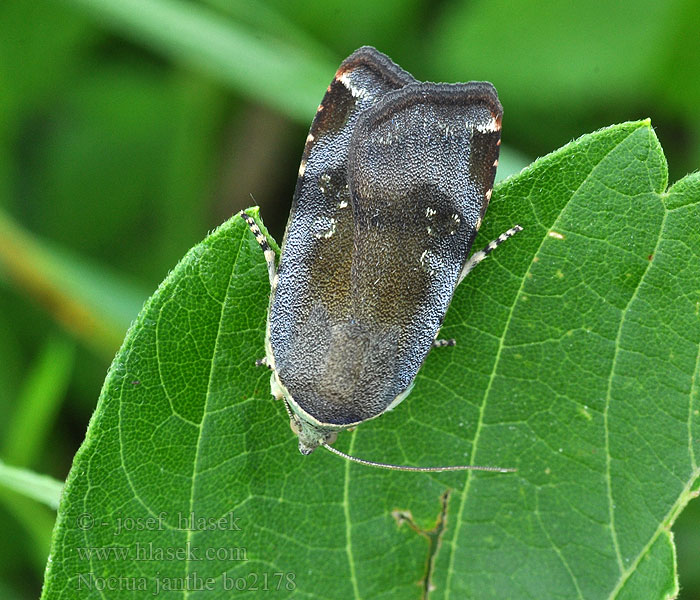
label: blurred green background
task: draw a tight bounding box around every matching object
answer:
[1,0,699,598]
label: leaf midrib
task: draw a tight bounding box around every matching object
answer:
[183,227,246,599]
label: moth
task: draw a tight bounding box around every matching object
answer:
[241,46,521,472]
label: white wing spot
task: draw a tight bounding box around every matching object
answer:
[420,249,436,275]
[426,207,437,218]
[448,213,461,235]
[338,73,370,99]
[314,217,336,239]
[475,116,500,133]
[319,172,330,194]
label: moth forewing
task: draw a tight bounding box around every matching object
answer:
[345,82,503,399]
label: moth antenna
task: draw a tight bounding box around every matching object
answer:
[459,225,523,284]
[320,442,515,473]
[239,211,277,285]
[281,398,296,422]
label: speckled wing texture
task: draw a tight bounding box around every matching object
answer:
[271,47,502,427]
[270,47,415,421]
[347,83,502,416]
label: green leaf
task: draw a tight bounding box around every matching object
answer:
[2,335,75,468]
[0,461,64,568]
[0,462,63,510]
[42,121,699,598]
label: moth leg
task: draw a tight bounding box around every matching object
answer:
[433,338,456,348]
[458,225,523,284]
[270,372,299,430]
[255,357,272,369]
[239,211,277,286]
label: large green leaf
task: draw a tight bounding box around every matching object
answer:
[41,121,699,598]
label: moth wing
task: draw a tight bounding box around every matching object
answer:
[347,82,503,399]
[270,47,416,422]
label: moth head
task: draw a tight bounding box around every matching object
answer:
[288,414,338,454]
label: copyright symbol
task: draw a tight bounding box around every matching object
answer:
[76,513,93,530]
